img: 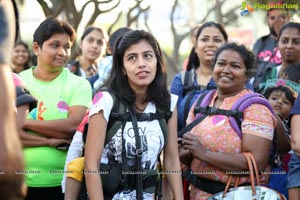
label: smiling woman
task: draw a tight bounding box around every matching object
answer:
[180,42,276,200]
[170,21,229,133]
[11,40,31,73]
[256,22,300,93]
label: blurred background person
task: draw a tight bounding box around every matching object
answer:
[252,3,290,91]
[11,40,31,73]
[257,22,300,93]
[67,26,107,78]
[88,27,132,91]
[171,21,228,133]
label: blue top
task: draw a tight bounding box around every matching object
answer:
[170,71,254,132]
[290,93,300,117]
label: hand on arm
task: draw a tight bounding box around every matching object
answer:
[183,132,271,172]
[23,105,87,139]
[182,104,274,172]
[17,104,71,147]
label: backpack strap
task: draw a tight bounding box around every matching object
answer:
[180,69,194,96]
[194,90,217,114]
[181,70,194,125]
[192,91,274,139]
[178,90,216,138]
[183,85,216,128]
[105,94,127,145]
[229,92,274,139]
[180,69,217,128]
[156,103,172,149]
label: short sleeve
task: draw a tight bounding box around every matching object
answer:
[170,94,178,112]
[290,94,300,116]
[69,78,92,108]
[170,73,184,97]
[242,104,276,141]
[89,91,113,122]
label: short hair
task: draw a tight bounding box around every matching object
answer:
[263,85,296,105]
[33,17,76,47]
[212,42,256,80]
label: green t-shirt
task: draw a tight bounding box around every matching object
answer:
[20,67,92,187]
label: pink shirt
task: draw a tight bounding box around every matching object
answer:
[186,89,276,200]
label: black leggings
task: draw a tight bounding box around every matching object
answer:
[25,186,64,200]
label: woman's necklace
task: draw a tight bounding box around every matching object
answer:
[134,102,147,112]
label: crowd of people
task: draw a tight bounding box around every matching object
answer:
[1,1,300,200]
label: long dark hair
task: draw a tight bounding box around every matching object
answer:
[103,30,170,109]
[186,21,228,71]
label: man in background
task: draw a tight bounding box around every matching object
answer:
[252,3,290,91]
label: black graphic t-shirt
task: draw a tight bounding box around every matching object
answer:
[252,34,282,91]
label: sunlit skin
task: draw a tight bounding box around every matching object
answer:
[11,44,30,72]
[195,27,226,65]
[80,29,104,63]
[278,28,300,64]
[268,90,293,119]
[123,39,157,92]
[33,33,72,73]
[267,9,289,38]
[213,50,247,95]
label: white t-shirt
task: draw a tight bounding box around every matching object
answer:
[89,91,178,199]
[62,91,178,198]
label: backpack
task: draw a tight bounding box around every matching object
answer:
[179,89,275,194]
[178,89,274,138]
[79,89,172,200]
[180,69,216,128]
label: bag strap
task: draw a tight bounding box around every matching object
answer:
[229,93,274,139]
[193,91,274,139]
[178,90,215,138]
[222,152,260,198]
[178,114,208,138]
[181,69,194,96]
[130,109,143,200]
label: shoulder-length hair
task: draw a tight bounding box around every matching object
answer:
[103,30,170,109]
